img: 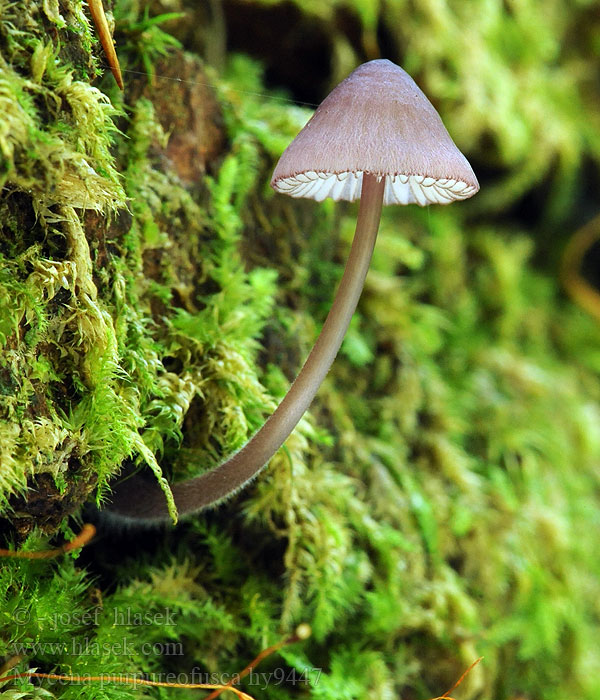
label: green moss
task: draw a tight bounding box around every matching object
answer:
[0,3,282,518]
[2,2,600,700]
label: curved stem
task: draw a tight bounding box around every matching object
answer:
[102,174,385,524]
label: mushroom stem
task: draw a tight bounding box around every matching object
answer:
[103,173,385,524]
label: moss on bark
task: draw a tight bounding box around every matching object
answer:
[2,2,600,700]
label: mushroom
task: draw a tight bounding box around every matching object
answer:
[102,59,479,525]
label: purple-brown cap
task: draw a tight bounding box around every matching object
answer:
[271,59,479,206]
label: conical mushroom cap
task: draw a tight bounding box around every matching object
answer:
[271,59,479,206]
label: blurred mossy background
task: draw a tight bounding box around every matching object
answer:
[1,0,600,699]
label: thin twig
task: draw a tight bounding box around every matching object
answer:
[0,524,96,559]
